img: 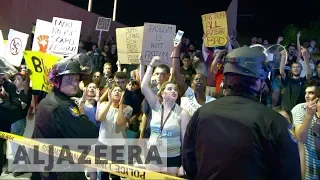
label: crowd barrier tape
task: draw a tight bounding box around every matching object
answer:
[0,131,185,180]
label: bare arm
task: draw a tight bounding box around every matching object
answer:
[210,50,225,75]
[141,57,159,110]
[279,50,287,80]
[139,64,145,84]
[302,48,312,80]
[139,113,147,139]
[295,98,318,142]
[297,32,302,61]
[172,44,187,96]
[96,101,112,122]
[116,104,130,127]
[180,109,191,146]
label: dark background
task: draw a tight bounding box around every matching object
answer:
[65,0,319,45]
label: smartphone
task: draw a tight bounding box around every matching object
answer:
[173,30,184,43]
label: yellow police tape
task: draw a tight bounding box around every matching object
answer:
[0,131,185,180]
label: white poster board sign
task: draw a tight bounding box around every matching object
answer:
[141,23,176,66]
[4,29,29,67]
[48,17,82,56]
[0,30,5,57]
[32,19,52,53]
[96,17,111,32]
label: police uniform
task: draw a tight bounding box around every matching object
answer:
[32,54,99,180]
[182,47,301,180]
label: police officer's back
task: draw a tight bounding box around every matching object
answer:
[182,47,301,180]
[32,54,99,179]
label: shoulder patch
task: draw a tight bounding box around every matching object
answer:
[69,105,79,117]
[288,125,297,144]
[0,97,3,104]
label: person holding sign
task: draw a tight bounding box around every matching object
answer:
[32,53,99,180]
[141,56,190,177]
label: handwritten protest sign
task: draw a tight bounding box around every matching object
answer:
[0,30,5,57]
[202,11,228,47]
[141,23,176,66]
[116,27,143,64]
[4,29,29,67]
[32,19,52,53]
[24,51,61,92]
[96,17,112,31]
[48,17,82,56]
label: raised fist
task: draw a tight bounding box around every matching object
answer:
[37,35,49,53]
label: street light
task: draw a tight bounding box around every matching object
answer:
[112,0,117,21]
[87,0,117,21]
[88,0,92,11]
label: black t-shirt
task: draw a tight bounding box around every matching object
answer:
[281,76,306,111]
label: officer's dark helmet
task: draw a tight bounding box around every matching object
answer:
[222,46,272,95]
[49,53,92,84]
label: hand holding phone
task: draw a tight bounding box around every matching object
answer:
[174,30,184,44]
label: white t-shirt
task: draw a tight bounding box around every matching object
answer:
[181,87,216,116]
[98,105,133,145]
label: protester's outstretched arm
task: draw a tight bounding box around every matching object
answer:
[301,47,312,80]
[172,42,187,96]
[297,32,302,61]
[210,50,225,75]
[141,56,159,110]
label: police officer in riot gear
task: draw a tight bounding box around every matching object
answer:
[32,53,99,180]
[182,47,301,180]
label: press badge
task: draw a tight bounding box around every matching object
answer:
[69,105,80,117]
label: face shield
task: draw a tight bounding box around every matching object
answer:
[249,44,288,79]
[54,53,92,76]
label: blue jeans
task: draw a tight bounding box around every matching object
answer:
[10,119,26,159]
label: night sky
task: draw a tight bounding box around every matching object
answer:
[65,0,319,44]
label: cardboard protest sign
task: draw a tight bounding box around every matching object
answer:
[32,19,52,53]
[4,29,29,67]
[141,23,176,66]
[116,27,144,64]
[47,17,82,56]
[202,11,228,47]
[96,17,112,32]
[0,30,5,57]
[24,51,61,92]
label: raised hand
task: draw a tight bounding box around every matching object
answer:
[150,56,161,67]
[306,98,318,116]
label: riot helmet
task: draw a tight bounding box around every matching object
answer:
[49,53,92,83]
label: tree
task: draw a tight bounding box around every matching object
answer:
[282,21,320,46]
[282,24,299,46]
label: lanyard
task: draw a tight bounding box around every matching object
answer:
[159,104,176,137]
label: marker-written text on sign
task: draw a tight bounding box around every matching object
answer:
[48,17,82,55]
[31,56,53,92]
[126,28,141,64]
[201,11,228,47]
[142,23,176,66]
